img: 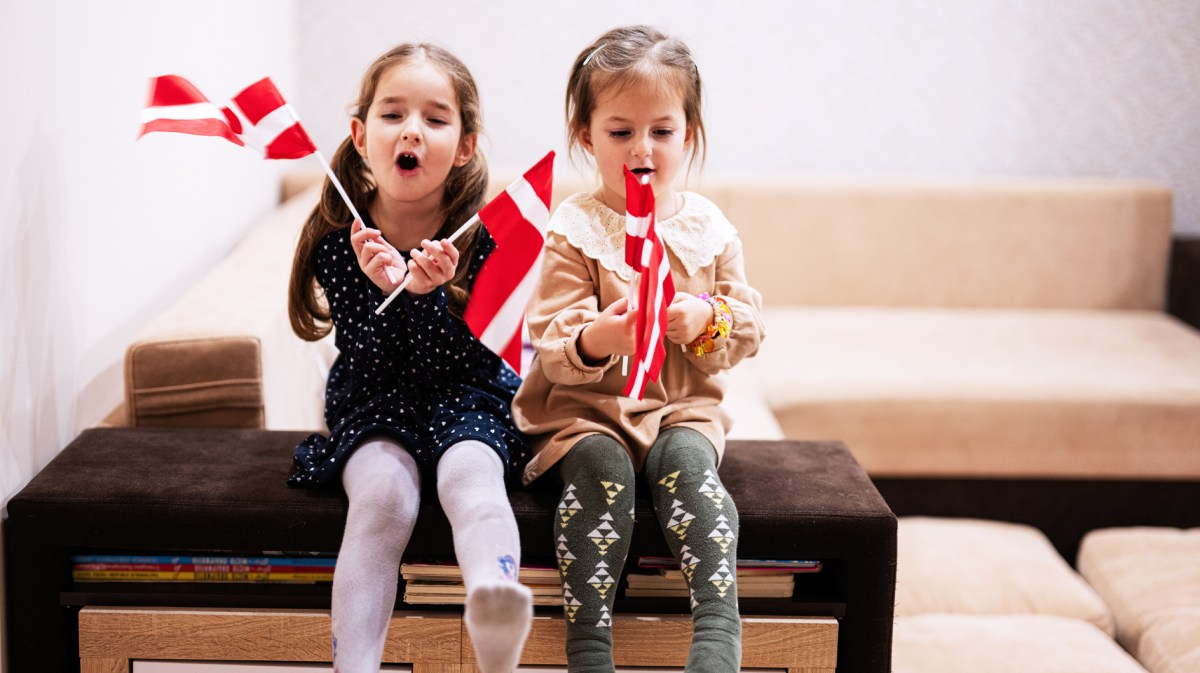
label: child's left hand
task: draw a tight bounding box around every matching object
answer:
[666,292,713,344]
[405,238,459,295]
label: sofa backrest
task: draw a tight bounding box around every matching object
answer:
[710,178,1173,310]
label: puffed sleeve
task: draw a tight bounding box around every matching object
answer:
[682,236,766,375]
[527,233,619,385]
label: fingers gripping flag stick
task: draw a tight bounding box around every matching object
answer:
[375,152,554,375]
[139,75,392,281]
[623,172,675,400]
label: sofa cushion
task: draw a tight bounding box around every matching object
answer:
[1077,527,1200,665]
[894,517,1113,634]
[722,179,1171,310]
[751,307,1200,478]
[124,185,335,430]
[1137,610,1200,673]
[892,614,1148,673]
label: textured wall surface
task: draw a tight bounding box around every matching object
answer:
[297,0,1200,234]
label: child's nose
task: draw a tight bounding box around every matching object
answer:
[632,133,652,157]
[400,120,422,143]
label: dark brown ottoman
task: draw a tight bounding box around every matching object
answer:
[5,428,896,673]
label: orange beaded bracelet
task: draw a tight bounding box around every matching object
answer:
[687,293,733,357]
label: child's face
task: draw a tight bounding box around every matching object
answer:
[582,80,691,217]
[352,60,476,211]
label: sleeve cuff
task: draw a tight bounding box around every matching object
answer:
[564,323,618,374]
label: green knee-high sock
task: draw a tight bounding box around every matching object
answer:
[644,427,742,673]
[555,435,636,673]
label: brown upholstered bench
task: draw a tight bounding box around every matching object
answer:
[4,428,896,673]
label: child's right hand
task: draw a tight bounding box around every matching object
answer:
[350,220,407,293]
[578,297,638,364]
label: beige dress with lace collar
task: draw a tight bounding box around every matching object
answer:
[512,191,766,485]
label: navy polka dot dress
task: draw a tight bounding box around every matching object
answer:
[289,223,530,488]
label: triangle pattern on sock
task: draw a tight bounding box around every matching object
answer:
[667,499,695,541]
[709,514,735,552]
[558,483,582,527]
[588,561,614,599]
[710,558,735,597]
[556,534,576,572]
[657,470,680,494]
[679,545,700,583]
[562,582,582,623]
[597,604,612,628]
[699,470,727,508]
[600,480,625,505]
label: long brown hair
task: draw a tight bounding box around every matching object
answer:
[288,43,488,341]
[565,25,707,176]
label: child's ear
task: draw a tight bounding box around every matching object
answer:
[454,133,477,167]
[580,128,595,155]
[350,117,367,158]
[684,125,694,150]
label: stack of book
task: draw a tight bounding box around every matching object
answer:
[401,562,563,606]
[625,557,821,598]
[71,554,336,583]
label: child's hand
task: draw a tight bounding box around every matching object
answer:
[350,220,406,292]
[666,292,713,344]
[578,297,638,364]
[404,239,459,295]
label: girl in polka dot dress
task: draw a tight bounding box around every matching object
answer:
[286,43,531,673]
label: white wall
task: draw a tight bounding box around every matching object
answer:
[297,0,1200,235]
[0,2,296,669]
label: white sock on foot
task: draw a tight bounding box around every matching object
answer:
[465,580,533,673]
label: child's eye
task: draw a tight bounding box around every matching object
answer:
[654,128,675,137]
[428,118,448,126]
[608,130,631,139]
[381,112,403,121]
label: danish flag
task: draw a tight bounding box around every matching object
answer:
[463,151,555,373]
[623,167,675,400]
[139,75,317,160]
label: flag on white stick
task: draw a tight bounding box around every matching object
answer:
[623,172,674,400]
[463,151,555,373]
[223,77,318,159]
[139,75,243,145]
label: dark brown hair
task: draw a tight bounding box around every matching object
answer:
[288,43,487,341]
[565,25,706,175]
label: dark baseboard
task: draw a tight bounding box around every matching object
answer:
[1168,236,1200,329]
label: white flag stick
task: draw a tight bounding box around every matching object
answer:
[373,213,481,315]
[313,151,398,285]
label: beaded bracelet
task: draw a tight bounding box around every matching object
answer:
[687,293,734,357]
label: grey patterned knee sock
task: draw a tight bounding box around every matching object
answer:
[555,435,636,673]
[644,427,742,673]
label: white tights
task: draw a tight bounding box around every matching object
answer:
[332,438,531,673]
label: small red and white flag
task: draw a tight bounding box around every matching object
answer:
[138,75,243,146]
[463,151,555,373]
[625,166,653,270]
[623,173,674,400]
[224,77,318,160]
[139,75,316,160]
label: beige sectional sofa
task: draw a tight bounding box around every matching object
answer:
[112,171,1200,672]
[119,173,1200,484]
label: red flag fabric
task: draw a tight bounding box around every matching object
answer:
[463,151,555,373]
[138,75,243,146]
[623,178,675,400]
[224,77,318,160]
[624,166,653,269]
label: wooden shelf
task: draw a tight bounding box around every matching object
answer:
[78,607,837,673]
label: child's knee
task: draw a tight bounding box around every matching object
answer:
[561,434,635,484]
[644,427,717,478]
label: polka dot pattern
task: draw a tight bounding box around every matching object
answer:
[289,225,530,488]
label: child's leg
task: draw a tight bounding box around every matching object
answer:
[643,427,742,673]
[555,434,637,673]
[436,440,532,673]
[333,438,422,673]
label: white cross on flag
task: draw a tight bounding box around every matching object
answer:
[138,75,316,160]
[463,151,555,373]
[623,169,675,400]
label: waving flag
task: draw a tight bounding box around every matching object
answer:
[139,75,243,145]
[224,78,318,160]
[623,174,675,400]
[463,151,555,372]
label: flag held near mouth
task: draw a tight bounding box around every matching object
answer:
[463,151,555,373]
[623,166,675,400]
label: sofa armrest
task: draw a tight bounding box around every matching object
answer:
[125,336,264,427]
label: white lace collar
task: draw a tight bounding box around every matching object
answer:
[549,192,737,281]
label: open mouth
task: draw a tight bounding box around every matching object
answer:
[631,167,654,178]
[396,153,419,171]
